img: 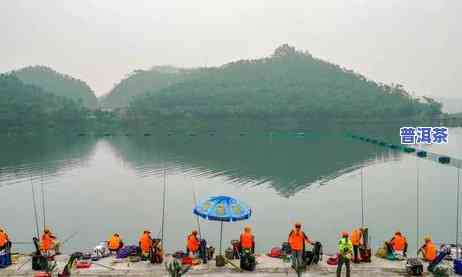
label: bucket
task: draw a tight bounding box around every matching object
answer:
[0,248,12,268]
[454,259,462,275]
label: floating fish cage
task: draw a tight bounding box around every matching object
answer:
[143,133,151,136]
[417,151,427,158]
[378,141,387,146]
[103,133,112,137]
[439,156,451,164]
[77,133,86,136]
[403,147,416,153]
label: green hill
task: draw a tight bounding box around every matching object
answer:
[127,44,441,125]
[0,74,87,132]
[12,66,97,109]
[100,66,203,109]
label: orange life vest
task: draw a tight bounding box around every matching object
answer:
[0,231,8,248]
[108,235,121,251]
[288,230,308,251]
[139,233,152,253]
[41,233,54,251]
[240,232,253,249]
[187,234,199,252]
[350,229,362,246]
[423,241,437,261]
[391,234,407,251]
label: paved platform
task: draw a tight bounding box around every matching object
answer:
[0,254,455,276]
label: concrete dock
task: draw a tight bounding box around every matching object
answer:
[0,254,455,276]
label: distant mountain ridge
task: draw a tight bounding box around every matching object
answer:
[12,66,98,109]
[100,66,206,109]
[125,44,442,122]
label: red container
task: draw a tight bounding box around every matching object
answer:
[76,261,92,269]
[181,257,193,265]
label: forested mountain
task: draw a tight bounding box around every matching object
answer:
[0,74,87,131]
[100,66,203,109]
[127,44,442,123]
[12,66,98,109]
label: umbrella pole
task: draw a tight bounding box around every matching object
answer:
[219,221,223,254]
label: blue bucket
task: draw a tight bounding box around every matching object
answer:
[454,259,462,275]
[0,248,11,268]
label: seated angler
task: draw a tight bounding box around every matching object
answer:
[387,231,408,257]
[0,227,11,250]
[139,230,153,260]
[418,236,436,263]
[186,230,200,257]
[107,233,124,253]
[41,227,60,255]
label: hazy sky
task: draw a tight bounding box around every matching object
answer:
[1,0,460,98]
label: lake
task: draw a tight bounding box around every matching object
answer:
[0,126,461,255]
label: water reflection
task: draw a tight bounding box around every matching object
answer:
[107,131,399,197]
[0,134,97,188]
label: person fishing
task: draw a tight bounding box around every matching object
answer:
[0,227,11,251]
[350,228,362,263]
[186,230,200,257]
[337,231,353,277]
[239,225,255,254]
[41,227,60,255]
[386,231,408,257]
[139,230,153,260]
[288,222,313,269]
[418,236,436,262]
[107,233,123,253]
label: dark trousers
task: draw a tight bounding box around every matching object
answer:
[353,245,359,262]
[336,256,351,277]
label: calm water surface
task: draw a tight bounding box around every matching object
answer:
[0,127,461,255]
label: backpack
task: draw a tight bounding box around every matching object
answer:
[406,258,423,276]
[116,245,138,259]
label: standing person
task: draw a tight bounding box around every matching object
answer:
[41,227,60,255]
[350,228,362,263]
[337,231,353,277]
[239,225,255,254]
[0,227,10,250]
[139,230,153,259]
[107,233,124,253]
[186,230,200,257]
[418,236,437,262]
[288,223,313,270]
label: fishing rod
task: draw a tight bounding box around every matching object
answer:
[192,183,202,239]
[41,169,46,232]
[457,157,461,259]
[160,162,167,247]
[360,166,365,228]
[61,231,79,246]
[31,177,40,238]
[416,156,420,255]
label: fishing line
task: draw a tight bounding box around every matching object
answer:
[192,183,202,239]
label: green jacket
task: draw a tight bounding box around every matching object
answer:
[338,238,353,258]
